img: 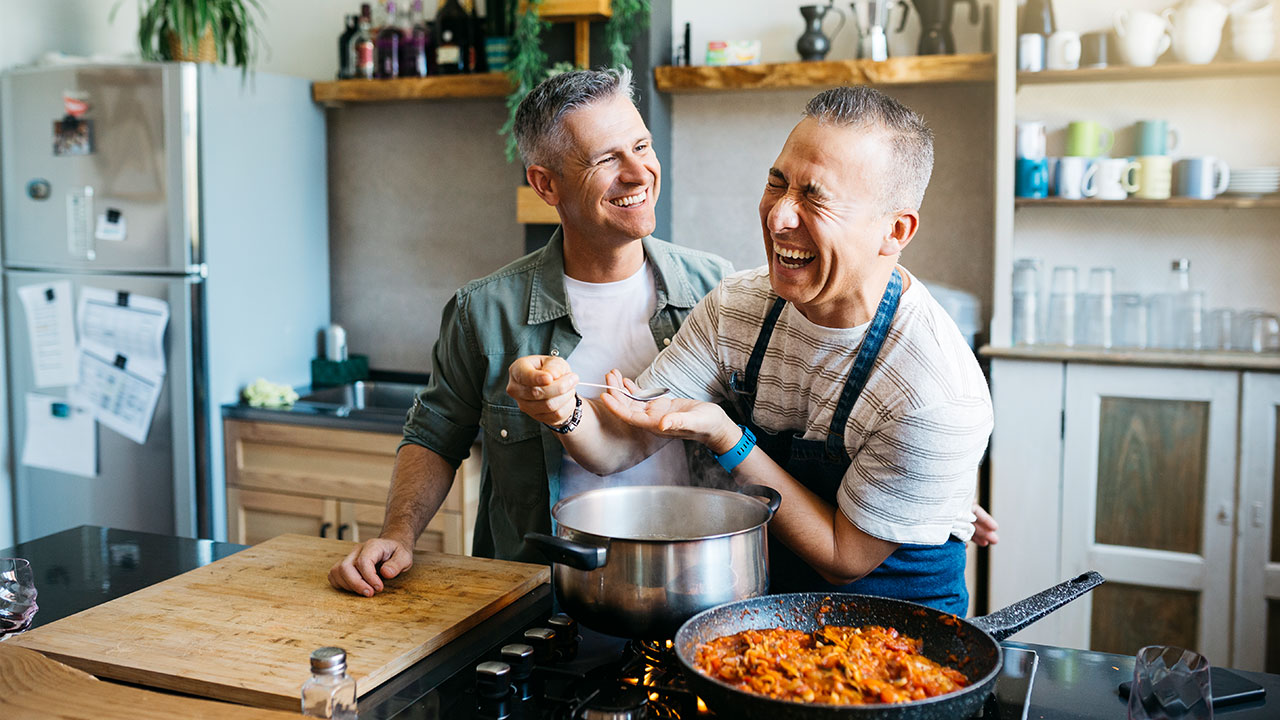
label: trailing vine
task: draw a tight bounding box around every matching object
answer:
[499,0,650,162]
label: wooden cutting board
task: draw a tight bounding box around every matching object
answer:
[0,644,300,719]
[11,533,549,711]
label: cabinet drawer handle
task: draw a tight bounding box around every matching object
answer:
[320,522,332,538]
[337,523,350,540]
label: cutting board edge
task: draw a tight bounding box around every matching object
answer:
[355,567,552,694]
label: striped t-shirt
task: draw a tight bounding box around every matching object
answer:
[638,266,993,545]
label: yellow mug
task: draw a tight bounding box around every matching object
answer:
[1133,155,1173,200]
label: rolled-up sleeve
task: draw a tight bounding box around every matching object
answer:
[401,292,485,468]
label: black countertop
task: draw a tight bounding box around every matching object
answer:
[5,526,1280,719]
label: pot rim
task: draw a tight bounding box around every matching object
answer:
[552,485,773,543]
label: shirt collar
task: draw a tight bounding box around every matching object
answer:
[526,228,702,325]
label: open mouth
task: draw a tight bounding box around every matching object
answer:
[773,242,816,270]
[609,190,647,208]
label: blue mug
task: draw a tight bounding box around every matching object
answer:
[1016,157,1050,198]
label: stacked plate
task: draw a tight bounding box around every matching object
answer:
[1226,166,1280,196]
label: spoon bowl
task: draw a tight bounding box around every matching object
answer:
[576,382,671,402]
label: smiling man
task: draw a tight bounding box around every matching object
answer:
[326,68,732,596]
[507,86,994,615]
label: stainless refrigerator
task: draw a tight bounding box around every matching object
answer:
[1,63,330,542]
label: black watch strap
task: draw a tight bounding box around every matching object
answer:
[547,394,582,434]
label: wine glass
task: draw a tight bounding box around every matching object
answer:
[0,557,38,640]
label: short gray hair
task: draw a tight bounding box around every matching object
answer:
[514,67,636,170]
[802,86,934,211]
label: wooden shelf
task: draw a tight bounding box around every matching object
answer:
[520,0,610,21]
[517,186,560,225]
[1015,196,1280,209]
[1018,59,1280,86]
[981,344,1280,372]
[312,73,513,104]
[653,53,994,93]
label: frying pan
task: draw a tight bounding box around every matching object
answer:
[674,571,1104,720]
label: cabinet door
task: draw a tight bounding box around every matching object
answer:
[1060,364,1237,661]
[1236,372,1280,672]
[226,488,338,545]
[340,500,463,555]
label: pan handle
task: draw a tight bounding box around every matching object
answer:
[524,532,608,571]
[740,484,782,518]
[970,571,1105,642]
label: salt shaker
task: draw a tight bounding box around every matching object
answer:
[301,647,357,719]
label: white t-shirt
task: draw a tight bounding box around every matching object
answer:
[639,266,993,545]
[559,262,691,499]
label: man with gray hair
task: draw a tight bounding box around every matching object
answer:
[508,85,994,614]
[328,68,732,596]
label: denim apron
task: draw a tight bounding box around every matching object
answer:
[728,269,968,616]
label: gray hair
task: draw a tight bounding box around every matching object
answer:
[802,86,934,211]
[514,67,636,170]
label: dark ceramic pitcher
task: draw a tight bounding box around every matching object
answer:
[797,1,847,61]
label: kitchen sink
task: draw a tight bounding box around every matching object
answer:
[298,380,425,414]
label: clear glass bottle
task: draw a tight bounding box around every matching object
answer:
[376,1,405,79]
[353,10,376,80]
[400,0,431,77]
[301,647,357,719]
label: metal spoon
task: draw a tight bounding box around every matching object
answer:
[575,382,671,402]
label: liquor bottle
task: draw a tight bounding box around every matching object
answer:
[301,647,357,719]
[337,15,358,79]
[376,1,405,78]
[353,14,376,80]
[484,0,511,72]
[400,0,430,77]
[435,0,471,74]
[470,0,488,73]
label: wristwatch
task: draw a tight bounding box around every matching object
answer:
[547,394,582,434]
[715,424,756,473]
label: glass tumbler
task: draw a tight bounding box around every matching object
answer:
[0,557,38,640]
[1012,258,1041,346]
[1204,309,1234,351]
[1251,313,1280,353]
[1173,290,1205,350]
[1084,267,1115,348]
[1045,266,1077,346]
[1115,294,1148,349]
[1127,645,1212,720]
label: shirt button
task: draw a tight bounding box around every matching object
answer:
[663,338,672,346]
[550,348,560,357]
[500,429,509,438]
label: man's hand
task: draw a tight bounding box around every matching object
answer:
[507,355,580,427]
[328,537,414,597]
[971,503,1000,547]
[597,370,740,453]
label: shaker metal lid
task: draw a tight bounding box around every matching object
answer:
[310,646,347,673]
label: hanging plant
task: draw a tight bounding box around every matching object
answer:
[111,0,267,76]
[499,0,651,162]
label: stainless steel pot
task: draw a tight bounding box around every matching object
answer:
[524,484,781,638]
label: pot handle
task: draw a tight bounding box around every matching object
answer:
[740,484,782,518]
[524,532,608,571]
[970,571,1104,642]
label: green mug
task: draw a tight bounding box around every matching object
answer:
[1065,121,1114,157]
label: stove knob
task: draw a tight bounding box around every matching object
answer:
[523,627,556,664]
[475,661,512,700]
[500,643,536,701]
[546,614,579,661]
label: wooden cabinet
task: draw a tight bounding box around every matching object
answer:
[988,358,1280,670]
[224,419,480,555]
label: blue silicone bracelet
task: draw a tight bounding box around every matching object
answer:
[715,425,756,474]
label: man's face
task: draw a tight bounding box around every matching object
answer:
[758,118,900,321]
[553,94,661,245]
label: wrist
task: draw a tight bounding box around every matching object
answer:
[713,424,756,474]
[708,419,744,455]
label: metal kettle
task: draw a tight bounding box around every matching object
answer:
[850,0,909,60]
[911,0,980,55]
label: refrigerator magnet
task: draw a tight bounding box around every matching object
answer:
[95,208,126,242]
[53,115,93,156]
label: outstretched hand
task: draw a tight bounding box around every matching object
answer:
[506,354,580,427]
[597,370,739,452]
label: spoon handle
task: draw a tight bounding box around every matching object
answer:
[575,382,619,392]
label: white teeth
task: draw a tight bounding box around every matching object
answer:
[610,192,646,207]
[773,243,815,260]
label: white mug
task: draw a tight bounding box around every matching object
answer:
[1093,158,1141,200]
[1055,157,1099,200]
[1019,33,1046,71]
[1046,31,1083,70]
[1017,121,1048,159]
[1166,1,1229,63]
[1114,9,1173,66]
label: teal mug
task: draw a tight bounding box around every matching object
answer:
[1065,121,1114,157]
[1135,120,1179,156]
[1016,157,1050,198]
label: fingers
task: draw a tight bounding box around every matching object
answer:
[507,355,581,425]
[328,546,376,597]
[326,540,411,597]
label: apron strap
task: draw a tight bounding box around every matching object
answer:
[825,268,903,459]
[734,296,787,396]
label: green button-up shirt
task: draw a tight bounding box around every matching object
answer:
[401,230,733,563]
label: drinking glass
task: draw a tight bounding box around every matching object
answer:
[1251,313,1280,353]
[1147,294,1175,350]
[1084,267,1115,348]
[1045,266,1077,346]
[1115,294,1148,349]
[1173,290,1205,350]
[1234,309,1264,351]
[1012,258,1041,346]
[1204,309,1234,351]
[0,557,38,640]
[1127,645,1212,720]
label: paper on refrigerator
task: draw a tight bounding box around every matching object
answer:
[17,281,78,387]
[74,286,169,444]
[21,392,96,478]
